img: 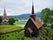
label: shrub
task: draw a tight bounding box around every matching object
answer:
[8,17,15,25]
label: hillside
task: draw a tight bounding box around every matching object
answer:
[7,12,41,19]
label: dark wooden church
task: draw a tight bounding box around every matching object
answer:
[24,4,43,37]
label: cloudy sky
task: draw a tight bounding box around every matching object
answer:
[0,0,53,16]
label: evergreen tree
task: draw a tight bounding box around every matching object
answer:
[0,16,2,24]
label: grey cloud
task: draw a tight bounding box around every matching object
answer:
[0,0,53,16]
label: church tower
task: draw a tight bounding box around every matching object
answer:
[2,8,8,24]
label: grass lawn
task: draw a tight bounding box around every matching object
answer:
[0,22,36,40]
[0,22,52,40]
[0,25,34,40]
[0,25,23,33]
[14,21,27,27]
[14,21,27,25]
[0,30,34,40]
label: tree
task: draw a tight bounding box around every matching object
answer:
[41,8,53,40]
[8,17,15,25]
[50,10,53,23]
[41,8,51,23]
[0,16,2,24]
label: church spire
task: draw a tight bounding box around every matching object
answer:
[32,1,34,14]
[4,8,6,16]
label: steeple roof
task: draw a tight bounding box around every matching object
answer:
[32,1,34,14]
[2,8,8,20]
[4,8,6,16]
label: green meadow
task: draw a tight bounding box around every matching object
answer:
[0,21,34,40]
[14,21,26,25]
[0,21,53,40]
[0,25,22,32]
[14,21,26,26]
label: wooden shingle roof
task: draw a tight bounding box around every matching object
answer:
[30,17,43,29]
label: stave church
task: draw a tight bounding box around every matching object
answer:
[24,3,43,37]
[2,8,8,24]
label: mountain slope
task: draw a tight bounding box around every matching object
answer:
[8,12,41,19]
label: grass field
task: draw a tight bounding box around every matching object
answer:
[0,21,34,40]
[14,21,26,25]
[0,30,34,40]
[0,25,22,32]
[0,21,26,32]
[14,21,27,27]
[0,22,53,40]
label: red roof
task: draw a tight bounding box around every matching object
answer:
[30,17,43,29]
[2,16,8,20]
